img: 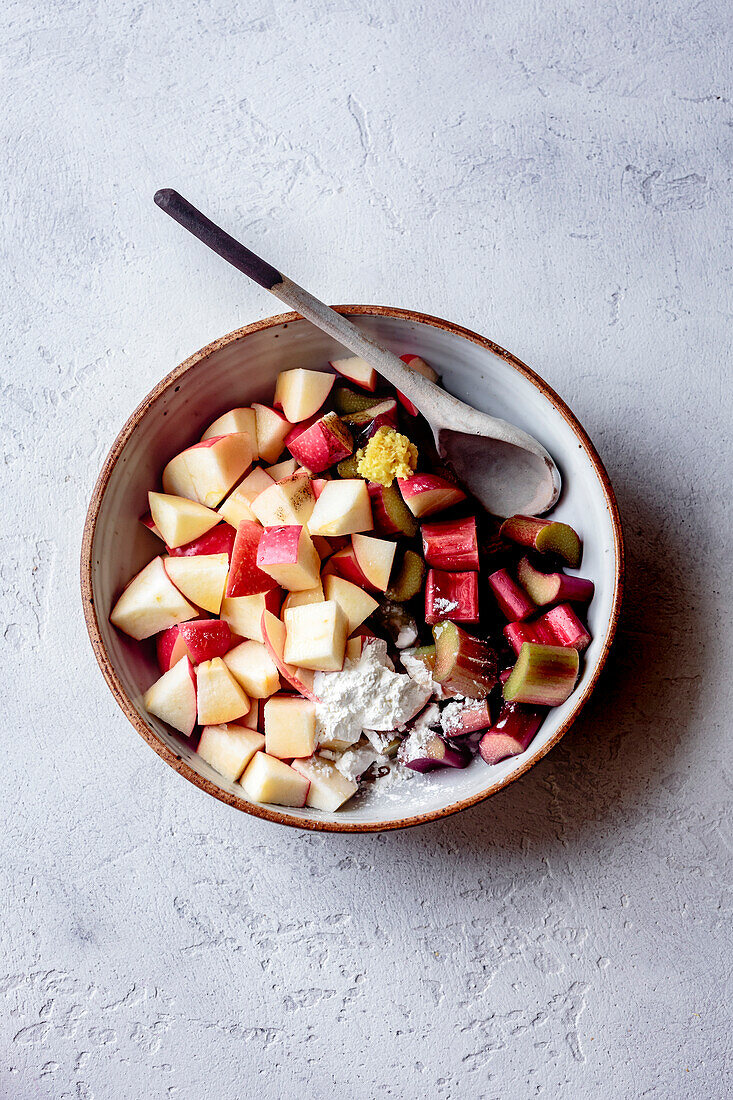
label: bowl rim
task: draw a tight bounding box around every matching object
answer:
[81,305,624,832]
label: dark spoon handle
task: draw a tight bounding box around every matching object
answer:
[153,189,283,290]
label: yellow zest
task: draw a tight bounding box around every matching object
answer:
[356,426,418,487]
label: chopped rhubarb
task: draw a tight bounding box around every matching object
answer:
[368,483,418,537]
[432,621,498,699]
[540,603,591,652]
[500,515,582,569]
[333,386,383,415]
[421,516,479,571]
[337,454,361,478]
[167,523,237,560]
[517,556,594,606]
[488,568,536,622]
[385,550,426,602]
[425,569,479,624]
[399,732,470,772]
[342,398,398,439]
[440,699,492,738]
[503,618,553,655]
[503,643,579,707]
[478,703,546,765]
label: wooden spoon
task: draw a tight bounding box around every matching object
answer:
[154,190,561,516]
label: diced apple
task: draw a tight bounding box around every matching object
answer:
[264,695,317,758]
[261,610,320,702]
[351,533,396,592]
[179,619,232,663]
[308,480,373,537]
[311,535,332,558]
[397,474,466,518]
[252,403,292,464]
[201,407,259,458]
[283,600,347,672]
[329,356,377,392]
[196,657,250,725]
[286,412,353,473]
[226,521,274,597]
[197,723,265,780]
[322,545,374,590]
[224,639,281,698]
[148,492,220,549]
[324,574,379,634]
[156,624,192,672]
[163,553,229,614]
[274,368,335,423]
[220,588,282,642]
[421,516,479,571]
[110,556,198,640]
[342,398,398,439]
[266,457,298,479]
[143,656,197,735]
[140,511,163,539]
[282,581,324,612]
[257,525,321,591]
[162,433,253,508]
[251,473,316,528]
[291,755,358,811]
[166,523,237,560]
[242,699,264,731]
[397,354,439,414]
[425,569,479,624]
[239,751,310,807]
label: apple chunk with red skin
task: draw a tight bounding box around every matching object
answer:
[179,619,232,664]
[329,356,377,392]
[163,553,229,614]
[197,723,264,781]
[264,695,317,759]
[261,610,320,702]
[274,368,334,423]
[166,523,237,560]
[218,466,274,528]
[110,556,198,640]
[196,657,250,725]
[252,404,292,464]
[352,533,396,592]
[239,751,310,807]
[220,588,281,642]
[162,433,252,508]
[283,600,347,672]
[397,474,466,518]
[307,480,373,537]
[156,624,192,672]
[143,656,197,735]
[286,412,353,473]
[257,525,321,591]
[397,354,440,415]
[201,407,259,458]
[148,492,220,549]
[226,521,275,598]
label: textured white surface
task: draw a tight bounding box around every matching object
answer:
[2,0,731,1096]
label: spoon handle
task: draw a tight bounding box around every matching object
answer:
[153,189,426,400]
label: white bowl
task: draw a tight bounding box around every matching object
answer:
[81,306,623,832]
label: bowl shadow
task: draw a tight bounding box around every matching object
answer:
[388,476,707,853]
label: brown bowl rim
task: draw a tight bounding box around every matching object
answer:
[81,305,624,832]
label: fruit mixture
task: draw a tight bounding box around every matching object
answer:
[110,354,594,812]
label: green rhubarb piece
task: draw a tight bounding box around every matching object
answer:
[386,550,426,602]
[337,454,362,478]
[432,621,498,700]
[333,386,381,415]
[381,484,418,538]
[499,515,582,569]
[503,642,579,706]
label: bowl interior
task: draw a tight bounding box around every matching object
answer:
[85,308,621,830]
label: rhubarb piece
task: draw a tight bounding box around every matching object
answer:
[397,474,466,518]
[503,619,553,656]
[403,644,436,676]
[274,369,335,423]
[283,600,348,672]
[197,723,265,781]
[500,515,582,569]
[260,610,320,702]
[368,483,418,537]
[285,412,353,473]
[291,755,359,811]
[251,473,316,528]
[307,479,373,536]
[162,433,253,508]
[110,557,198,640]
[440,699,492,738]
[355,426,418,486]
[179,619,232,664]
[143,657,197,735]
[421,516,479,571]
[385,550,426,602]
[399,732,471,772]
[342,398,399,439]
[166,522,237,560]
[503,643,579,707]
[425,569,479,624]
[148,492,221,549]
[264,696,317,759]
[478,703,546,765]
[329,356,377,392]
[432,621,498,699]
[226,521,274,597]
[240,751,310,807]
[517,556,594,607]
[337,454,361,478]
[488,568,536,622]
[352,533,397,592]
[540,603,592,652]
[333,386,382,415]
[397,354,440,415]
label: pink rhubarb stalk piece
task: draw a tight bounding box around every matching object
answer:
[399,732,470,772]
[425,569,479,624]
[440,699,492,738]
[432,621,498,699]
[540,603,591,652]
[421,516,479,571]
[503,643,579,707]
[499,515,582,569]
[167,523,237,560]
[478,703,546,765]
[517,556,594,607]
[343,398,399,438]
[488,568,536,622]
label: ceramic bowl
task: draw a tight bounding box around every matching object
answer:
[81,306,623,831]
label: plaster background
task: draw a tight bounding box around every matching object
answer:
[1,1,731,1097]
